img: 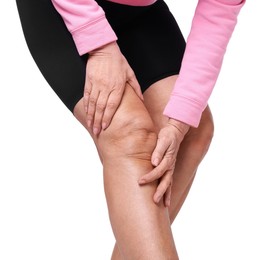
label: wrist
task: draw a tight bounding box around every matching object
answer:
[89,41,119,55]
[167,118,190,136]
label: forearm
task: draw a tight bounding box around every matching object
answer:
[163,0,246,127]
[51,0,117,55]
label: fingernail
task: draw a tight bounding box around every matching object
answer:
[152,158,159,166]
[155,195,162,203]
[138,178,146,185]
[93,127,99,135]
[102,122,107,130]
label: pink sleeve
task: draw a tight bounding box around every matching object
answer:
[51,0,117,55]
[163,0,245,127]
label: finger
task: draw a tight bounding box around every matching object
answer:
[92,92,109,135]
[139,157,172,184]
[151,135,171,167]
[101,88,124,130]
[127,72,143,101]
[153,170,173,204]
[83,76,92,113]
[87,88,99,129]
[164,183,172,208]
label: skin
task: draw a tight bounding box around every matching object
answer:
[110,77,214,259]
[74,85,179,259]
[83,42,191,205]
[84,42,143,134]
[74,42,214,258]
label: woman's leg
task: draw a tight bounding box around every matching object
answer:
[16,1,179,258]
[142,75,214,222]
[111,75,214,259]
[74,85,178,259]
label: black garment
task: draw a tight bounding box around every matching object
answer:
[16,0,185,113]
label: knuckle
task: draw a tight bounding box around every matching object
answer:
[84,89,91,96]
[83,99,89,108]
[87,72,96,82]
[89,97,97,106]
[164,176,172,186]
[157,162,167,172]
[96,103,106,113]
[87,70,93,77]
[106,102,117,110]
[87,115,93,122]
[127,67,135,76]
[171,161,176,171]
[96,76,113,87]
[83,95,89,103]
[164,152,175,161]
[167,161,175,171]
[99,78,108,86]
[87,109,94,117]
[117,78,125,87]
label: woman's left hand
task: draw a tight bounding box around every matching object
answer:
[139,118,190,207]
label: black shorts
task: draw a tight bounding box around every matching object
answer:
[16,0,185,113]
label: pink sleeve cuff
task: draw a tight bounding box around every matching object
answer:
[163,95,203,128]
[71,15,118,55]
[51,0,118,55]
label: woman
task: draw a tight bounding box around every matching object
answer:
[16,0,245,258]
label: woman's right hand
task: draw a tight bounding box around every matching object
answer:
[84,41,143,135]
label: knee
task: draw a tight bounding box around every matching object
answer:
[98,112,157,161]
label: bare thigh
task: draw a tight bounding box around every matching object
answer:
[73,85,178,259]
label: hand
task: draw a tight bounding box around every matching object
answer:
[139,118,190,207]
[83,41,143,135]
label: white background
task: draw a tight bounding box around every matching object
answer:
[1,1,259,259]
